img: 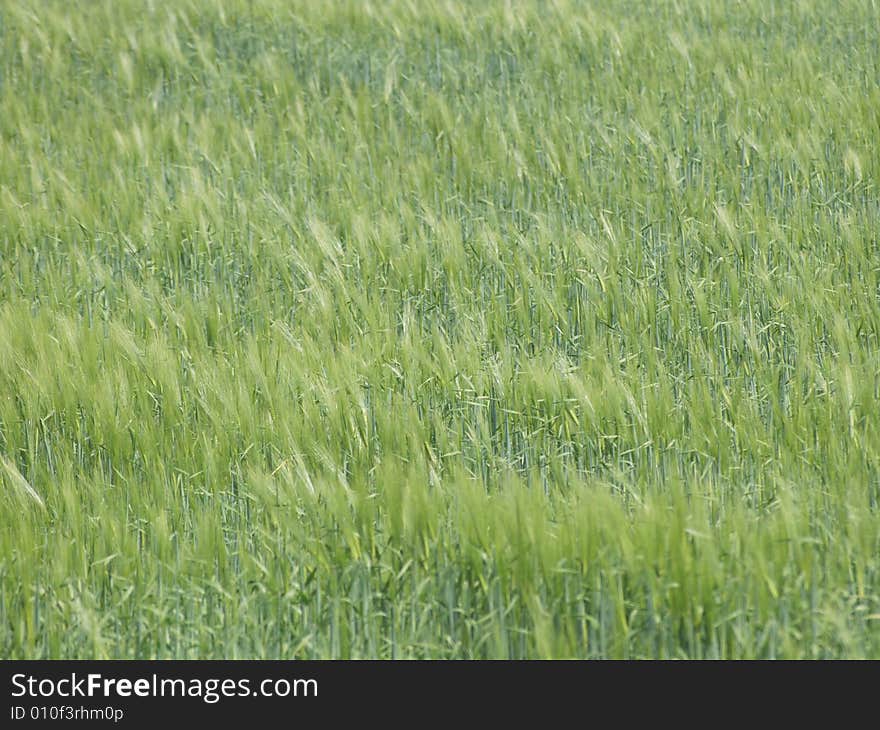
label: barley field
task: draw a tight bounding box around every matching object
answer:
[1,0,879,659]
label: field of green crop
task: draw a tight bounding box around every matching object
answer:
[1,0,878,659]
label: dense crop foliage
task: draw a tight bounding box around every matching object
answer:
[1,0,879,658]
